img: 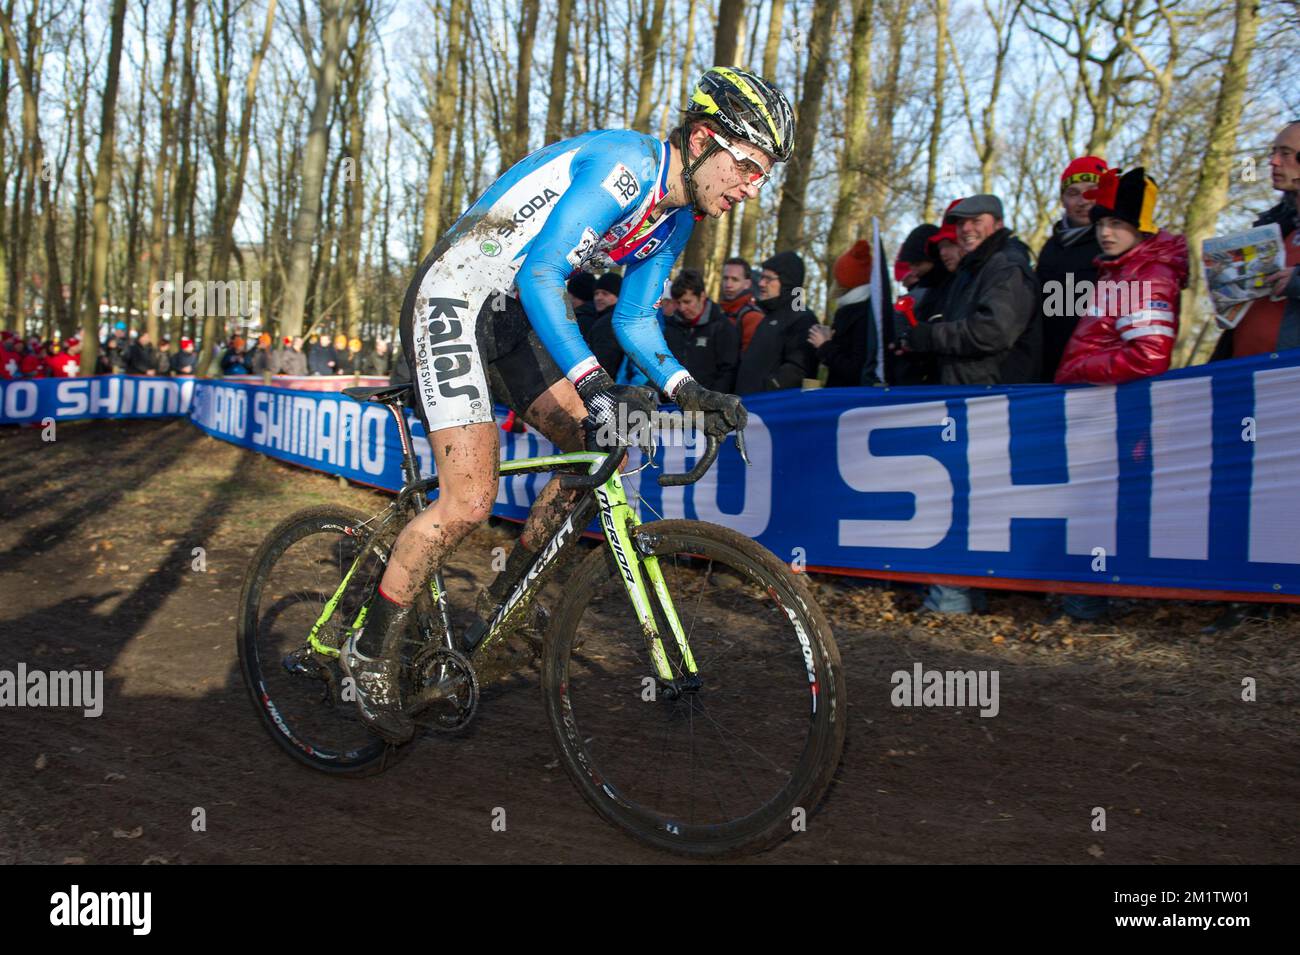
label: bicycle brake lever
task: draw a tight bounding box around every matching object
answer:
[735,428,750,466]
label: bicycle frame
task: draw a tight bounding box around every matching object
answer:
[306,448,698,685]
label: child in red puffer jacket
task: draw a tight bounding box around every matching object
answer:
[1055,166,1189,385]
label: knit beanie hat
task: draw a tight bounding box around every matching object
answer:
[762,250,805,291]
[595,272,622,296]
[1087,166,1159,233]
[833,240,874,290]
[1061,155,1108,189]
[898,224,939,264]
[567,272,596,302]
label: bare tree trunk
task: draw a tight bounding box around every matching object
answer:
[419,0,464,258]
[1,0,42,337]
[125,2,151,341]
[78,0,127,372]
[278,0,359,340]
[631,0,668,132]
[1176,0,1259,367]
[0,0,12,330]
[202,0,277,363]
[508,0,539,166]
[544,0,574,144]
[681,0,746,277]
[774,0,839,252]
[148,0,179,342]
[826,0,874,272]
[739,0,786,266]
[172,0,199,352]
[923,0,948,221]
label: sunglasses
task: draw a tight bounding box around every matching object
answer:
[706,129,773,188]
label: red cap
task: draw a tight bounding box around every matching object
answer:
[282,336,292,346]
[180,336,194,349]
[1061,156,1107,188]
[927,223,959,250]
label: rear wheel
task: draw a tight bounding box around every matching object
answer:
[541,519,846,857]
[237,505,412,776]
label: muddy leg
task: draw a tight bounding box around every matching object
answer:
[379,421,500,603]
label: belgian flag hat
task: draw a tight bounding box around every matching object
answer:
[1086,166,1159,233]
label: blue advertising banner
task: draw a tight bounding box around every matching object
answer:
[6,355,1298,599]
[0,374,196,425]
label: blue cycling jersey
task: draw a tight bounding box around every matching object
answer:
[432,129,696,396]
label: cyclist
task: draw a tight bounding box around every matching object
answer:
[342,67,795,742]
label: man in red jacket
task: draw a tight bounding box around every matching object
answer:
[0,331,21,378]
[1055,166,1188,385]
[46,337,81,377]
[19,338,49,378]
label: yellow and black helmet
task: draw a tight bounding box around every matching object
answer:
[686,66,794,163]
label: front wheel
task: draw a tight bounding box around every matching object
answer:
[541,519,846,857]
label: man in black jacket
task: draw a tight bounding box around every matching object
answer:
[124,331,159,376]
[567,272,598,341]
[584,272,625,377]
[1037,156,1107,381]
[736,251,818,395]
[664,269,740,392]
[896,194,1040,385]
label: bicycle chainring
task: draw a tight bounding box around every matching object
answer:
[406,646,479,733]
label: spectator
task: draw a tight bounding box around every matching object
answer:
[273,336,302,375]
[111,321,129,349]
[330,333,349,373]
[1210,120,1300,360]
[889,223,947,385]
[220,335,250,375]
[567,272,599,340]
[735,251,818,395]
[663,268,740,392]
[124,330,159,376]
[97,336,126,373]
[1055,167,1186,385]
[248,332,275,374]
[46,337,80,377]
[362,339,391,376]
[585,272,625,377]
[809,240,878,387]
[1038,156,1108,381]
[306,333,335,375]
[1053,166,1186,623]
[338,336,363,375]
[0,331,22,378]
[895,194,1040,614]
[19,338,49,377]
[896,194,1041,385]
[389,342,410,387]
[718,255,765,351]
[172,337,198,376]
[155,337,174,375]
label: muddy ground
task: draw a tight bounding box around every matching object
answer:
[0,418,1295,864]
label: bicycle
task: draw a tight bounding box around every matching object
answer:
[236,382,846,857]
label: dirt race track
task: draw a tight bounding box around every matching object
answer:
[1,418,1296,864]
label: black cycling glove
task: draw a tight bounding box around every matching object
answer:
[576,369,659,450]
[672,378,748,438]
